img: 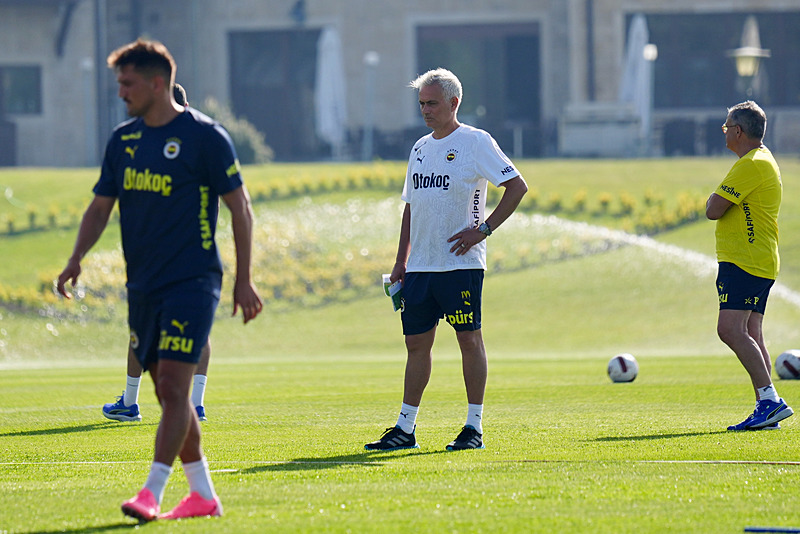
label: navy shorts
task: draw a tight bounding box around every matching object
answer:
[128,278,219,370]
[716,262,774,314]
[401,270,484,336]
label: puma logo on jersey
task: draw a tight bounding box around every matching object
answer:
[171,320,189,334]
[125,145,138,159]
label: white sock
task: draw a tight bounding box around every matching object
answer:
[124,375,141,407]
[757,384,780,403]
[143,461,172,504]
[183,457,216,500]
[466,403,484,434]
[396,403,418,434]
[191,374,207,408]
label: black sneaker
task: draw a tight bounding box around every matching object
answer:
[446,425,484,451]
[364,426,419,451]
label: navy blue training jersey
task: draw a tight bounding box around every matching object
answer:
[94,108,243,294]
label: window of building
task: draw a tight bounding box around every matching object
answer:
[416,22,541,156]
[1,66,42,115]
[643,12,800,108]
[229,29,321,161]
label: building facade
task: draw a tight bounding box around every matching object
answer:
[0,0,797,166]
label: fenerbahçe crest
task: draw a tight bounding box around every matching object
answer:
[163,137,181,160]
[446,149,458,162]
[129,330,140,350]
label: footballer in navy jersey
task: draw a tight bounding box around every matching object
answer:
[57,39,262,522]
[95,107,241,296]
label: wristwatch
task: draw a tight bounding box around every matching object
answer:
[477,222,492,236]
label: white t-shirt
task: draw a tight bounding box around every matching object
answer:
[401,124,519,272]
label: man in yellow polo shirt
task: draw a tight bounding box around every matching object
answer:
[706,100,792,431]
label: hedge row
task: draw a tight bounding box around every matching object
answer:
[2,172,704,238]
[1,174,707,319]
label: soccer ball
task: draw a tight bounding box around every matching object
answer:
[775,350,800,379]
[607,353,638,383]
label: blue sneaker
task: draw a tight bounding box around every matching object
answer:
[102,391,141,422]
[727,398,793,431]
[727,418,782,431]
[365,426,419,451]
[195,405,207,422]
[446,425,485,451]
[749,398,793,429]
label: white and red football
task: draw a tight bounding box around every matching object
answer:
[608,353,638,383]
[776,350,800,380]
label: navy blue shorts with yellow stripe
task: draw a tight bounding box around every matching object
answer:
[128,278,219,370]
[716,261,774,314]
[401,269,484,336]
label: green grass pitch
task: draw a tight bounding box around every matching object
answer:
[2,158,800,532]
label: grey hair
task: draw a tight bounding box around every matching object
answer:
[410,68,462,107]
[727,100,767,140]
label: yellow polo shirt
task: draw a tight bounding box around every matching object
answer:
[715,146,781,280]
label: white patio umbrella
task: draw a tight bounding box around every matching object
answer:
[618,14,652,144]
[314,26,348,160]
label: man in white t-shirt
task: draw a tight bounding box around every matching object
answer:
[365,68,528,452]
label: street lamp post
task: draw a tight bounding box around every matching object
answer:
[361,51,380,161]
[642,43,658,156]
[726,16,770,98]
[80,57,97,166]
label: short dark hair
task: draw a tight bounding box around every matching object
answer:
[107,38,176,85]
[173,83,188,106]
[727,100,767,140]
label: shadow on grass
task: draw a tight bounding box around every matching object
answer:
[22,521,138,534]
[593,430,727,442]
[232,449,449,473]
[0,421,152,438]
